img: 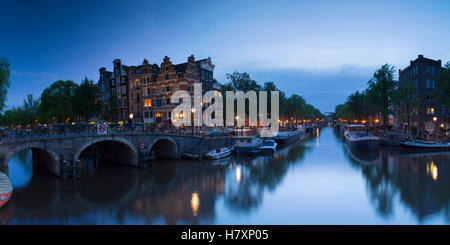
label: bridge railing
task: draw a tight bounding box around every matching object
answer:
[0,125,243,143]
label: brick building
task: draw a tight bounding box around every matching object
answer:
[98,55,219,127]
[398,55,447,133]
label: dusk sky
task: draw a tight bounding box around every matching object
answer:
[1,0,450,113]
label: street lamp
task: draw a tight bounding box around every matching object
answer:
[433,116,438,140]
[129,113,134,132]
[191,107,196,135]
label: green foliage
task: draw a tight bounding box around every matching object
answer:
[392,80,420,130]
[73,77,101,121]
[335,64,396,126]
[0,58,10,113]
[220,71,322,122]
[38,80,78,123]
[102,95,120,122]
[366,64,396,126]
[432,61,450,109]
[0,94,39,126]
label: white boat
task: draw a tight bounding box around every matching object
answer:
[259,140,277,154]
[344,125,380,150]
[400,140,450,149]
[0,172,12,209]
[235,136,263,154]
[205,147,233,159]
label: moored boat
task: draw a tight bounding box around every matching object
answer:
[235,136,263,154]
[205,147,233,159]
[259,140,277,154]
[0,172,12,209]
[400,140,450,150]
[344,125,380,151]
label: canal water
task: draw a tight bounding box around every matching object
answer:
[1,127,449,225]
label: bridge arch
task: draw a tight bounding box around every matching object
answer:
[148,136,179,159]
[3,144,60,176]
[74,137,139,167]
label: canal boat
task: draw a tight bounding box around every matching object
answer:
[259,140,277,154]
[0,172,12,209]
[400,140,450,150]
[344,125,380,151]
[235,136,263,154]
[205,147,233,159]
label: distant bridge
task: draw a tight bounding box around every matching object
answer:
[0,132,233,177]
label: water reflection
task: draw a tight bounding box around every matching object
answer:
[343,139,450,223]
[1,128,449,224]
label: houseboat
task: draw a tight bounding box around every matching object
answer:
[259,140,277,154]
[235,136,263,154]
[344,125,380,150]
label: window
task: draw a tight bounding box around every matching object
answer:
[426,107,435,115]
[121,86,126,94]
[165,66,168,72]
[431,66,435,76]
[426,79,430,88]
[174,86,179,92]
[166,98,170,105]
[156,99,162,107]
[166,86,170,92]
[414,80,418,88]
[157,88,162,95]
[168,111,171,119]
[136,93,140,102]
[150,112,154,118]
[178,73,183,78]
[147,88,151,95]
[165,75,169,80]
[144,99,151,107]
[431,80,435,88]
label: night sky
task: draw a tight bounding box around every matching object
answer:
[1,0,450,112]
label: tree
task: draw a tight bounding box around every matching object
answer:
[73,77,101,122]
[433,62,450,109]
[0,94,40,126]
[21,94,40,125]
[393,81,420,132]
[102,95,120,122]
[346,91,368,120]
[225,71,261,92]
[366,64,396,127]
[38,80,78,123]
[0,58,10,113]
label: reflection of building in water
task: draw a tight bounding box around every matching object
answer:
[128,161,226,224]
[351,149,450,222]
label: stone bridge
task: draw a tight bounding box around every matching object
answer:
[0,133,234,177]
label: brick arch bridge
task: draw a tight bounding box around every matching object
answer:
[0,133,233,177]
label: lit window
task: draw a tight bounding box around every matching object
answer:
[144,99,152,107]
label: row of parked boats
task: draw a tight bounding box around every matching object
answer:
[341,124,450,151]
[203,126,312,160]
[204,138,279,159]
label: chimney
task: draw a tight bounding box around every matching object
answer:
[188,55,195,63]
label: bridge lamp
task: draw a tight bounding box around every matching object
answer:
[129,113,134,120]
[433,116,437,122]
[179,112,184,119]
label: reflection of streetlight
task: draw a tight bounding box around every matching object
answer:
[236,165,242,184]
[190,192,200,216]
